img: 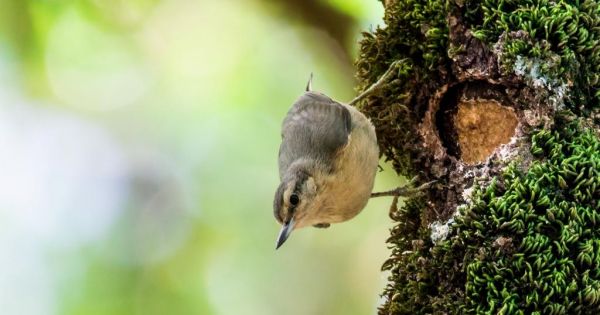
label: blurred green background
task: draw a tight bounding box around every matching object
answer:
[0,1,404,314]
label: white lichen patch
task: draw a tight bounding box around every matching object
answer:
[495,134,522,162]
[513,55,568,110]
[461,186,474,203]
[430,216,456,244]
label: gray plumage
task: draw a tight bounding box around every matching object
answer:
[278,92,352,177]
[273,89,379,249]
[273,62,425,249]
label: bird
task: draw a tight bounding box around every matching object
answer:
[273,61,427,249]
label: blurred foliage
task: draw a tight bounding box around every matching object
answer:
[0,1,391,315]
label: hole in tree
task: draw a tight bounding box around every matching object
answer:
[436,84,462,159]
[435,81,519,164]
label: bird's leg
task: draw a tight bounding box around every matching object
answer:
[348,60,403,106]
[371,176,435,198]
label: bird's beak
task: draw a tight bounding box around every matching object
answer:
[275,217,295,249]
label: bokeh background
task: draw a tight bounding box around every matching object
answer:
[0,1,405,314]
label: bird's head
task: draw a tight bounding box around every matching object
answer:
[273,168,322,249]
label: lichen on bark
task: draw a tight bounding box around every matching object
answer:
[355,0,600,314]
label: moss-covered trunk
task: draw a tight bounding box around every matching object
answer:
[356,1,600,314]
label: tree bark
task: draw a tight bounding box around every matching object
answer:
[356,1,600,314]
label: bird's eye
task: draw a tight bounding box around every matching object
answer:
[289,194,300,206]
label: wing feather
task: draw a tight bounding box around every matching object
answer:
[278,92,351,176]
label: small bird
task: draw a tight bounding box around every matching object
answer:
[273,61,424,249]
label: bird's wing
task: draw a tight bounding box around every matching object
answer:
[279,92,352,176]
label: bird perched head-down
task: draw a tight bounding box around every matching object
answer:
[273,76,379,249]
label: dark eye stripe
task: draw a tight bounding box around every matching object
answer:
[273,183,286,223]
[294,170,309,192]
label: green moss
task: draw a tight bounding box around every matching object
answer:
[462,0,600,115]
[357,0,600,176]
[356,0,450,175]
[359,1,600,314]
[380,121,600,314]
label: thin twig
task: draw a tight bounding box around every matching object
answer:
[348,60,401,106]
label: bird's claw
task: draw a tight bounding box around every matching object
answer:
[371,176,436,198]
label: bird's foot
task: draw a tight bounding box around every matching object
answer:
[370,176,435,198]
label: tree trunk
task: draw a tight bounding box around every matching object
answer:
[356,1,600,314]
